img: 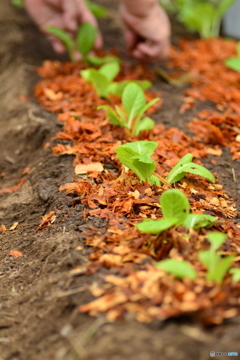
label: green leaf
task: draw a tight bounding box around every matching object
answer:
[160,189,190,226]
[115,106,127,123]
[225,58,240,72]
[134,117,155,136]
[80,68,110,98]
[165,153,193,184]
[199,231,231,284]
[150,174,161,186]
[46,26,74,61]
[207,231,227,251]
[229,268,240,284]
[116,141,158,183]
[85,0,107,18]
[237,42,240,58]
[107,82,128,97]
[87,55,121,66]
[182,214,216,229]
[98,106,125,127]
[217,0,236,18]
[117,141,158,157]
[136,218,178,234]
[122,83,146,121]
[207,255,235,284]
[135,98,160,124]
[131,157,156,182]
[199,250,216,271]
[99,62,120,82]
[76,22,97,57]
[166,154,215,184]
[156,259,197,280]
[108,80,152,98]
[11,0,25,8]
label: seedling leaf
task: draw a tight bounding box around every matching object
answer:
[87,55,121,66]
[150,175,161,186]
[85,0,107,18]
[166,153,215,184]
[229,268,240,283]
[98,106,125,127]
[225,58,240,72]
[160,189,190,225]
[122,83,146,120]
[99,63,120,82]
[156,259,197,280]
[206,255,234,284]
[11,0,25,8]
[131,157,156,183]
[208,231,227,251]
[116,141,158,183]
[182,214,216,229]
[136,218,178,234]
[46,26,74,61]
[80,68,110,98]
[134,117,155,136]
[76,22,97,57]
[119,141,158,156]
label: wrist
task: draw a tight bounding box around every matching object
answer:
[121,0,158,18]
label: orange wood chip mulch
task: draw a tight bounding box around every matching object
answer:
[34,41,240,325]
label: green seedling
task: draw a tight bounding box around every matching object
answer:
[229,268,240,283]
[199,232,235,284]
[175,0,236,38]
[47,23,121,64]
[82,66,151,99]
[99,83,158,132]
[225,42,240,72]
[136,189,216,234]
[116,141,161,185]
[11,0,24,8]
[156,258,197,280]
[166,153,215,184]
[76,22,97,59]
[85,0,107,18]
[46,26,75,61]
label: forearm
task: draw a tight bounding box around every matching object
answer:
[121,0,158,17]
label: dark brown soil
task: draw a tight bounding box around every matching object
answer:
[0,1,240,360]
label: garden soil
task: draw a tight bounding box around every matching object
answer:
[1,1,240,360]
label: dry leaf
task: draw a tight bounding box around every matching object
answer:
[75,162,104,175]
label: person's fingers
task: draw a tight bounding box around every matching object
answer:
[136,40,170,60]
[62,0,79,33]
[46,34,66,53]
[124,27,138,53]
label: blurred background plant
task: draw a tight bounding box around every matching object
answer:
[160,0,236,38]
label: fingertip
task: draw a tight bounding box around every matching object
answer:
[95,33,104,50]
[52,41,66,54]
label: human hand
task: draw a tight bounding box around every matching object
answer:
[120,1,171,61]
[25,0,103,56]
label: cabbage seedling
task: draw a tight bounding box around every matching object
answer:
[199,232,235,284]
[225,42,240,72]
[99,83,159,132]
[11,0,24,8]
[116,141,161,185]
[176,0,236,38]
[46,26,75,61]
[82,66,151,98]
[166,153,215,184]
[156,259,197,280]
[229,268,240,284]
[46,23,121,65]
[136,189,216,234]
